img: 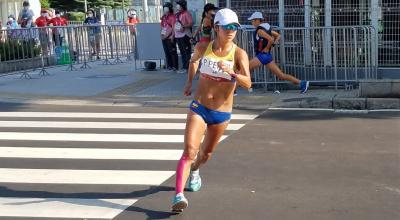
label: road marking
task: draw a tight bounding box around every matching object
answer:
[0,147,183,160]
[334,109,369,114]
[269,107,400,113]
[0,132,227,143]
[0,197,138,219]
[0,112,258,120]
[0,168,175,185]
[268,107,334,111]
[0,121,244,130]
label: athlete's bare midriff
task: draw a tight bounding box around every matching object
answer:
[194,75,235,112]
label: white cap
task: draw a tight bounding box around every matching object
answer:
[248,11,263,21]
[214,8,240,27]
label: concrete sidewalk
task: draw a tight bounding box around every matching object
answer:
[0,61,399,110]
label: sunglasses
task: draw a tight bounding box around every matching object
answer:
[220,24,239,31]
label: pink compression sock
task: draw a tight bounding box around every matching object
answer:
[175,155,188,194]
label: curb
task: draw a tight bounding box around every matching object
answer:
[0,95,399,111]
[272,96,400,110]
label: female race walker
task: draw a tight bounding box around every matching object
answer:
[172,8,252,212]
[191,3,217,43]
[248,12,309,93]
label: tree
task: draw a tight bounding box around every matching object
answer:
[75,0,130,10]
[48,0,84,11]
[40,0,51,8]
[48,0,130,12]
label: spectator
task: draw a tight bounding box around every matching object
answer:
[126,9,139,53]
[174,0,193,73]
[6,15,19,39]
[192,3,217,44]
[126,9,139,33]
[84,9,101,60]
[36,9,50,55]
[7,15,19,29]
[18,1,34,28]
[161,2,178,72]
[49,11,68,46]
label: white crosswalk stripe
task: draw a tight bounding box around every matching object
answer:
[0,109,257,219]
[0,147,183,160]
[0,112,258,120]
[0,132,228,143]
[0,121,245,130]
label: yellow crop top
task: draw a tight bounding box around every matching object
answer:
[199,41,236,82]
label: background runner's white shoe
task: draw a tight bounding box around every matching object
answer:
[188,169,202,192]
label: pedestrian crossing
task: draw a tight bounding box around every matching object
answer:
[0,108,257,219]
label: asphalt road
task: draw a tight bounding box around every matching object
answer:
[0,102,398,220]
[116,109,400,220]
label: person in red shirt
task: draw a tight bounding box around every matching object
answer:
[161,2,178,71]
[36,9,50,55]
[35,9,49,27]
[174,0,193,73]
[126,9,139,35]
[49,11,68,46]
[126,9,139,53]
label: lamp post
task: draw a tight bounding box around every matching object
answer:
[122,0,125,21]
[84,0,87,13]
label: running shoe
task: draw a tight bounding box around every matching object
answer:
[233,89,238,96]
[300,80,309,94]
[188,169,202,192]
[171,193,188,212]
[163,68,174,72]
[177,69,187,74]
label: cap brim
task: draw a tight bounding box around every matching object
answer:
[226,22,241,28]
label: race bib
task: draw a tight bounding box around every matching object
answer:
[200,57,234,81]
[161,27,167,35]
[174,22,182,32]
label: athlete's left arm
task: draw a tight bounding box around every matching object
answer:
[234,48,252,89]
[218,48,251,89]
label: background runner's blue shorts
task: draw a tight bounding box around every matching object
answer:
[256,52,273,65]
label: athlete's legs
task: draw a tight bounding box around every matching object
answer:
[249,57,262,72]
[266,61,301,85]
[191,121,229,171]
[175,111,207,194]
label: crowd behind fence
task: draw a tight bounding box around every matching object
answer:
[0,24,136,78]
[0,24,377,90]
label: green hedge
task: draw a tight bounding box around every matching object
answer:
[66,12,86,22]
[0,39,41,62]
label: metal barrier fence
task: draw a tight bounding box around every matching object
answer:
[0,24,136,78]
[0,24,378,91]
[226,0,400,68]
[67,21,84,26]
[237,26,378,90]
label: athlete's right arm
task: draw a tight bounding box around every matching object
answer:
[271,30,280,44]
[184,43,207,96]
[257,29,274,53]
